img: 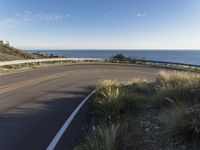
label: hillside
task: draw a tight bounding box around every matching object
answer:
[0,41,45,61]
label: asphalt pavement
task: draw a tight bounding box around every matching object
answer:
[0,64,160,150]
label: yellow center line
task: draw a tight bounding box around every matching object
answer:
[0,69,106,94]
[0,72,71,94]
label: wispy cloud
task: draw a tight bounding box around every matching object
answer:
[95,18,100,22]
[0,11,74,28]
[104,14,110,17]
[136,13,148,17]
[0,18,17,28]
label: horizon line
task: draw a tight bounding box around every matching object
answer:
[24,49,200,51]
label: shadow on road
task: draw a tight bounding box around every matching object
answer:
[0,85,94,150]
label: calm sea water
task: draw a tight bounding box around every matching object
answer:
[28,50,200,66]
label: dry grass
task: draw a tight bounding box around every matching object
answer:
[156,70,200,104]
[74,123,126,150]
[157,71,200,145]
[76,71,200,149]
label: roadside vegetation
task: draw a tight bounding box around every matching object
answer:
[0,40,41,61]
[0,40,62,61]
[0,60,80,74]
[0,40,67,74]
[75,71,200,150]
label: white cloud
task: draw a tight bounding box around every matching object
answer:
[0,18,19,28]
[0,11,73,28]
[104,14,109,17]
[136,13,148,17]
[14,11,73,22]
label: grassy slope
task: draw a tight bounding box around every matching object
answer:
[76,71,200,150]
[0,44,44,61]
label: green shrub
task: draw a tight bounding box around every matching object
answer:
[112,54,126,61]
[92,80,148,122]
[93,80,123,122]
[159,101,200,141]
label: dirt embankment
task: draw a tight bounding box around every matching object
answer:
[0,42,48,61]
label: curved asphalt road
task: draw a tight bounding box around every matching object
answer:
[0,64,160,150]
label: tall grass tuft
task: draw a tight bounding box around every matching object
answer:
[159,101,200,142]
[156,70,200,104]
[93,80,123,122]
[93,80,147,122]
[75,123,126,150]
[157,71,200,144]
[95,80,122,104]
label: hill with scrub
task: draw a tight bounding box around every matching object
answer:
[0,41,48,61]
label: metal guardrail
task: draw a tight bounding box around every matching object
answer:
[0,58,105,67]
[110,58,200,72]
[111,58,200,67]
[1,57,200,72]
[134,59,200,68]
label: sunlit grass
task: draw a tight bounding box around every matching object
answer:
[156,70,200,104]
[77,71,200,149]
[74,123,126,150]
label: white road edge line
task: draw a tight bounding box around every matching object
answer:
[46,90,96,150]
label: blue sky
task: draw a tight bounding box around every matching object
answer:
[0,0,200,50]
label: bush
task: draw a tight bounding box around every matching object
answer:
[159,101,200,141]
[124,79,155,95]
[112,54,126,61]
[92,80,148,123]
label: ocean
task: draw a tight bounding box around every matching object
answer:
[28,50,200,66]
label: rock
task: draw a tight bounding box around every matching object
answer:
[145,128,150,132]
